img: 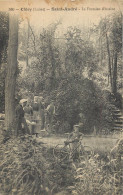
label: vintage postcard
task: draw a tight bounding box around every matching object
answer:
[0,0,122,195]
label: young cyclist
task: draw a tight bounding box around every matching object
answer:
[64,124,84,160]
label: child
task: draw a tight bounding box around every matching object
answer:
[65,124,83,160]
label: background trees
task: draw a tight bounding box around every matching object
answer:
[93,13,122,98]
[0,10,122,195]
[64,26,97,77]
[19,15,121,133]
[0,11,122,134]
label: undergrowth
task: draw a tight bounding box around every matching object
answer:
[0,135,122,195]
[68,154,123,195]
[0,136,50,195]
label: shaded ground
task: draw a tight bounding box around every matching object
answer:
[38,134,120,152]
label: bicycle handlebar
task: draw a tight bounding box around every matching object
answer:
[64,137,83,146]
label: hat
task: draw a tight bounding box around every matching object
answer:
[74,125,80,128]
[20,99,28,104]
[34,96,39,103]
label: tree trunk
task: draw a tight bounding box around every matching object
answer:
[112,52,117,96]
[48,37,56,89]
[26,20,29,67]
[5,13,18,133]
[99,29,103,66]
[105,33,112,90]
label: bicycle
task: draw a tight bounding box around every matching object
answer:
[53,135,93,162]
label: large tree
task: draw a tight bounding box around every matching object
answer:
[0,12,8,69]
[0,12,9,112]
[5,13,18,132]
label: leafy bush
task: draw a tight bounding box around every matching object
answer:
[52,76,114,134]
[0,136,75,195]
[69,154,122,195]
[0,136,50,195]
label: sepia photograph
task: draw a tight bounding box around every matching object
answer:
[0,0,122,194]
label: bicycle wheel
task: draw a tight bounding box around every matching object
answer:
[79,145,93,160]
[53,144,69,161]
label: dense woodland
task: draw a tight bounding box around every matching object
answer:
[0,11,122,195]
[0,11,122,133]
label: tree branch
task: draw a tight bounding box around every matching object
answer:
[27,19,42,64]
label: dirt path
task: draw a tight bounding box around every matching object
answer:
[37,134,120,152]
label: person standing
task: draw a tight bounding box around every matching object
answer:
[15,99,30,136]
[38,97,45,130]
[23,100,33,121]
[15,99,24,136]
[32,96,41,134]
[45,101,55,132]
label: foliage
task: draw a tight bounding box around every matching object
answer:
[65,26,97,77]
[20,23,114,134]
[53,76,114,133]
[20,22,62,94]
[0,124,122,195]
[0,135,74,195]
[70,153,122,195]
[47,157,75,194]
[16,13,122,134]
[92,12,122,95]
[0,136,51,195]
